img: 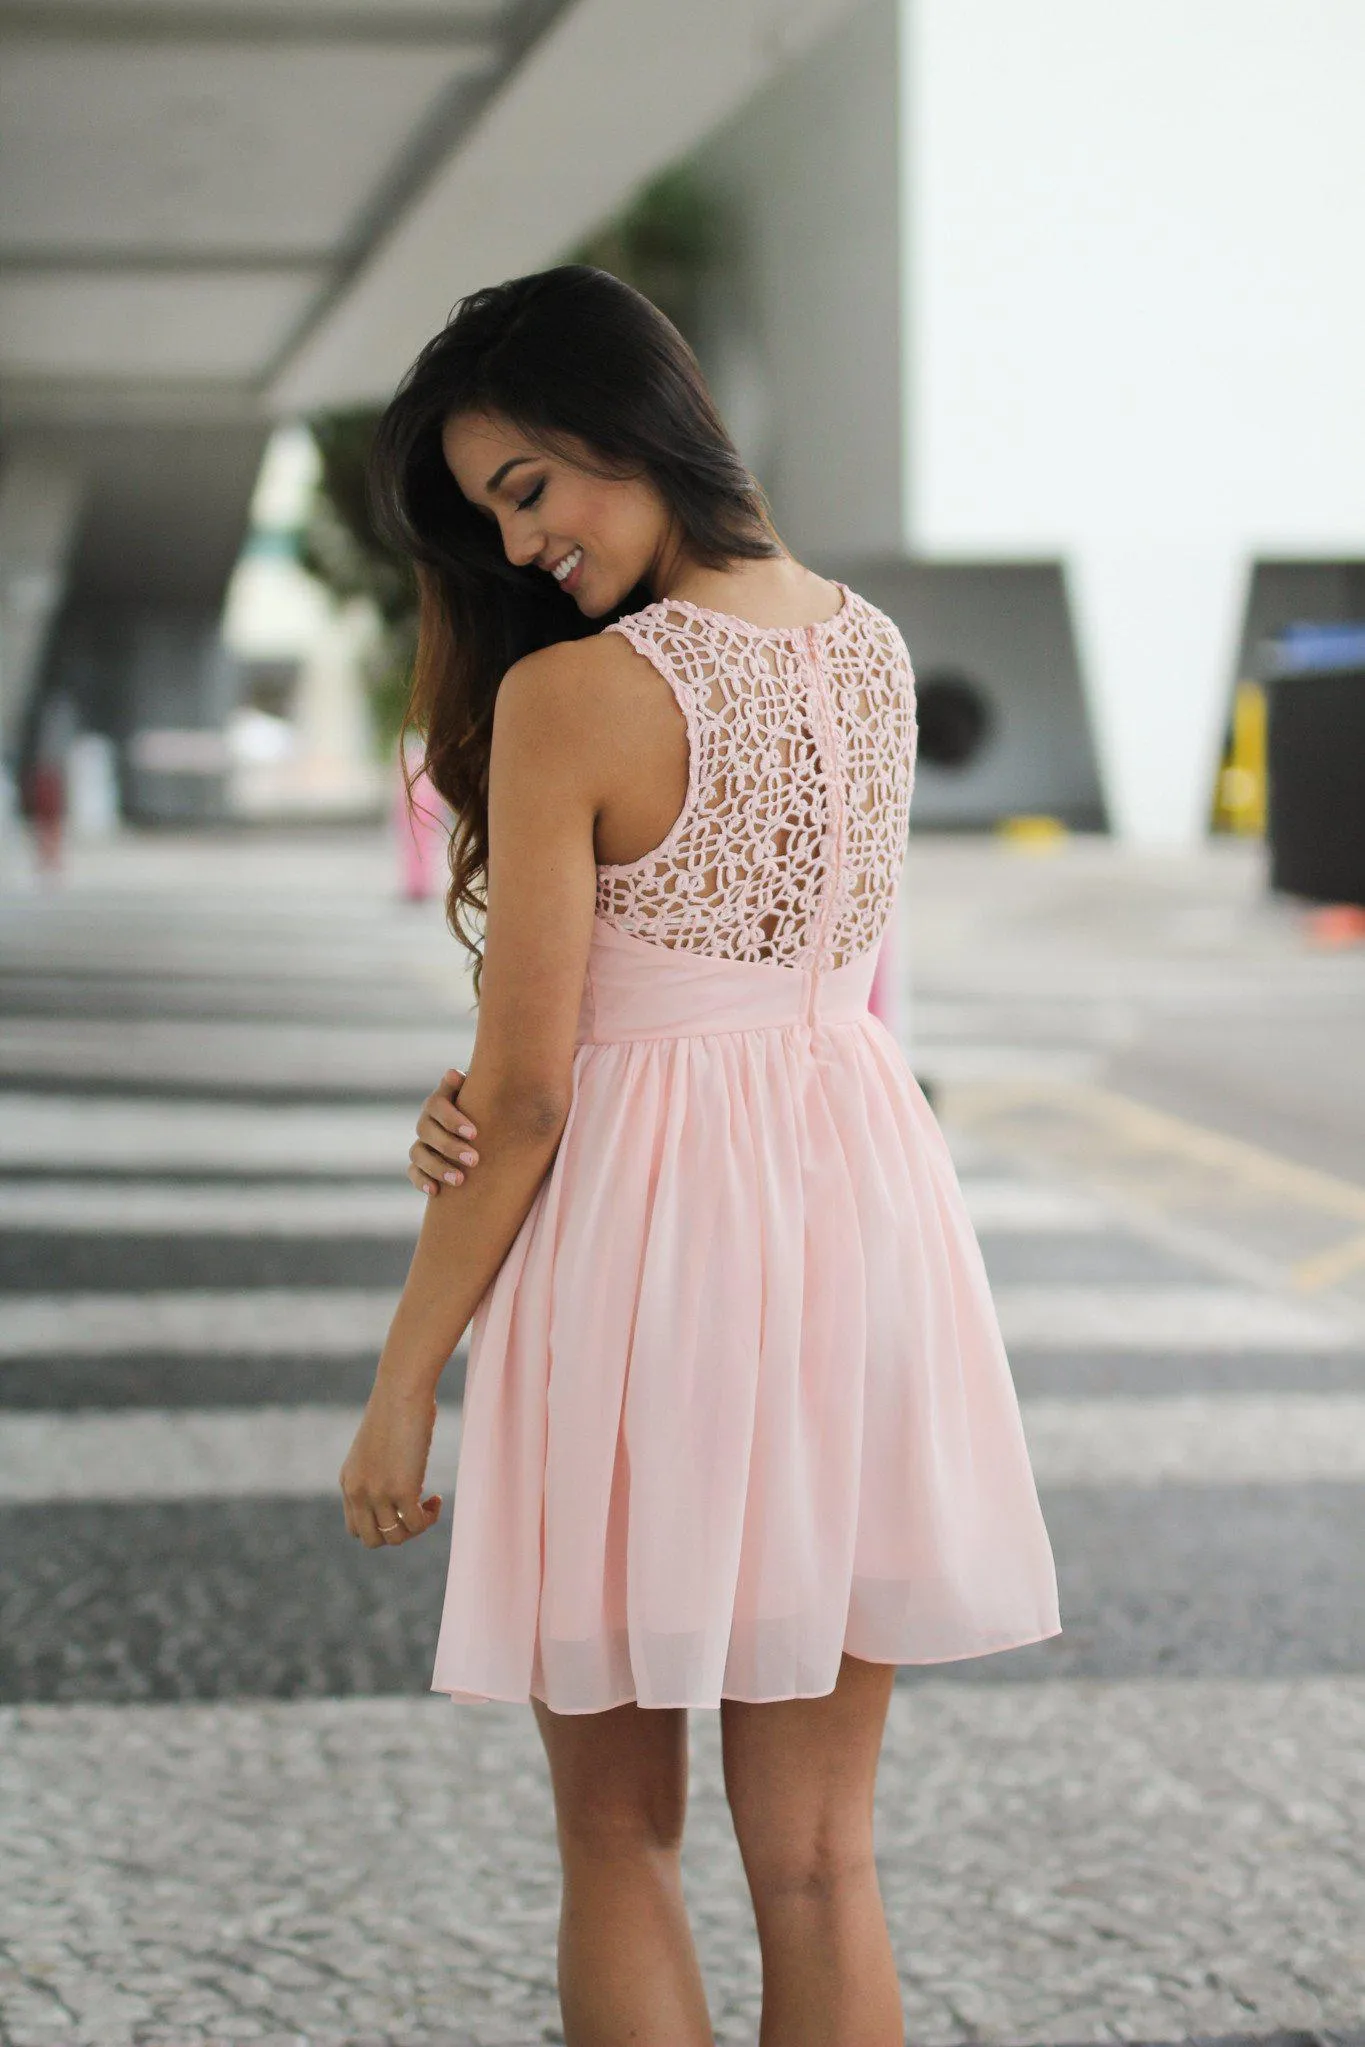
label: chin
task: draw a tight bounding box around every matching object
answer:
[587,572,643,619]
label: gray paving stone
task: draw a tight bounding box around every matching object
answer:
[1,1683,1361,2045]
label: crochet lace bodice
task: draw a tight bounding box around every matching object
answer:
[596,583,916,971]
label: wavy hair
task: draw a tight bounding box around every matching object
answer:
[366,264,781,997]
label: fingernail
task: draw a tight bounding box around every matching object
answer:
[458,1125,476,1138]
[458,1150,475,1165]
[444,1170,464,1185]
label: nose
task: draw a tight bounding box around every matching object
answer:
[503,516,542,570]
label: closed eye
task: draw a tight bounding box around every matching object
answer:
[516,479,545,512]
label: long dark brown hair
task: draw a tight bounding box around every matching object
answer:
[366,263,782,996]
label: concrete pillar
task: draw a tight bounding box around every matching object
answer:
[0,454,85,762]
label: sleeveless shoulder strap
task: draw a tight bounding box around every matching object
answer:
[601,601,716,765]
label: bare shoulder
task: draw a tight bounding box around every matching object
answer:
[497,631,666,752]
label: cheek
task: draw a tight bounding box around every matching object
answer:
[580,486,649,560]
[567,487,610,548]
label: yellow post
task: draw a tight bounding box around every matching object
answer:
[1212,679,1267,834]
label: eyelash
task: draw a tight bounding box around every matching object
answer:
[516,480,545,512]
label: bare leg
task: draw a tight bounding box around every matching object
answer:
[531,1696,714,2047]
[720,1653,904,2047]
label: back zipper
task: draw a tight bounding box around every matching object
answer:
[802,623,846,1025]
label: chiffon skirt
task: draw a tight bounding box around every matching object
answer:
[430,912,1061,1713]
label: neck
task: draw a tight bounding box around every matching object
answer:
[647,524,694,601]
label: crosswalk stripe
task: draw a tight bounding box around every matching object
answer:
[0,1017,473,1090]
[0,1179,425,1236]
[915,1042,1102,1082]
[960,1178,1116,1231]
[0,1403,465,1502]
[1019,1392,1365,1485]
[996,1284,1360,1351]
[5,1394,1365,1505]
[4,1282,1358,1358]
[0,1093,417,1173]
[0,1289,399,1357]
[0,1173,1097,1239]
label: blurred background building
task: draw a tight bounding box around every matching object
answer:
[2,0,1363,862]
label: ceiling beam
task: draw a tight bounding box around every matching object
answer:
[255,0,579,390]
[271,0,864,412]
[1,376,269,428]
[0,4,505,47]
[0,0,571,407]
[0,252,335,273]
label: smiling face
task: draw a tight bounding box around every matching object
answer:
[440,409,681,617]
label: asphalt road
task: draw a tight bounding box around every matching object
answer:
[2,824,1362,2047]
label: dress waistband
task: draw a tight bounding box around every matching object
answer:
[575,915,880,1045]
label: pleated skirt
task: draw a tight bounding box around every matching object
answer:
[430,914,1061,1712]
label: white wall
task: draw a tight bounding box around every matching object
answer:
[903,0,1365,842]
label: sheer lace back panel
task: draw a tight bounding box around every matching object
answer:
[596,584,917,971]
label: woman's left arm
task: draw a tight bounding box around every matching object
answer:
[340,641,608,1548]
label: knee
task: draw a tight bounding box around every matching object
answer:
[556,1787,687,1864]
[733,1813,877,1909]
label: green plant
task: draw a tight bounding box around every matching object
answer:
[567,162,726,339]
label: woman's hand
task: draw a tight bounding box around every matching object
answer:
[409,1064,480,1196]
[340,1380,443,1547]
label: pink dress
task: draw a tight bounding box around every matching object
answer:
[431,582,1061,1713]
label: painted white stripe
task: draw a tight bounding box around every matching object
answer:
[0,1018,474,1091]
[915,1044,1102,1083]
[0,1289,400,1358]
[0,1178,424,1238]
[3,1395,1363,1506]
[996,1284,1360,1351]
[3,1281,1359,1360]
[0,1403,465,1503]
[0,1175,1081,1242]
[0,1093,417,1174]
[958,1179,1114,1233]
[1020,1393,1365,1486]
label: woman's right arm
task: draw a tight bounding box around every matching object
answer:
[407,1066,480,1197]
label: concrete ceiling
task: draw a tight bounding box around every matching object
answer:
[0,0,562,426]
[1,0,860,426]
[270,0,870,411]
[0,0,860,690]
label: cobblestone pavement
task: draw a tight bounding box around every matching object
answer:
[2,826,1364,2046]
[4,1682,1364,2045]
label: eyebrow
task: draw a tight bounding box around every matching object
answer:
[485,455,535,495]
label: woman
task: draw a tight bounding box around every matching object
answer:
[339,265,1060,2047]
